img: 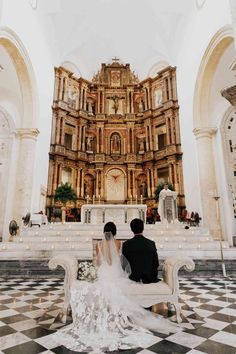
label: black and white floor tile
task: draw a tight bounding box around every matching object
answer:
[0,277,236,353]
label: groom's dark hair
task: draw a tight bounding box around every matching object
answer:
[104,222,117,236]
[130,218,144,234]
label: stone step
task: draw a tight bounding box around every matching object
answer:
[12,235,215,243]
[0,259,235,278]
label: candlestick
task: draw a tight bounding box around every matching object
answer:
[135,194,138,204]
[140,194,143,204]
[92,195,95,204]
[98,195,101,204]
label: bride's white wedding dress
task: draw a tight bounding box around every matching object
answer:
[53,235,181,352]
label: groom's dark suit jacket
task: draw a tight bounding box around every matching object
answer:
[122,234,159,283]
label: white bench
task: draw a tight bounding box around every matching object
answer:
[48,255,195,323]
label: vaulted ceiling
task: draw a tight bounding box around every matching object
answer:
[36,0,196,79]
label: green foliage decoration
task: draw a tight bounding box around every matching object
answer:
[54,182,77,206]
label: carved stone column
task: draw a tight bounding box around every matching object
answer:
[151,168,155,196]
[76,169,81,197]
[97,127,100,153]
[145,126,149,151]
[95,170,99,198]
[127,170,131,198]
[55,114,61,145]
[193,127,221,237]
[53,72,60,101]
[58,164,62,186]
[59,77,64,101]
[60,118,65,146]
[47,159,54,196]
[147,169,151,197]
[52,162,58,193]
[82,126,86,151]
[81,170,85,197]
[78,125,82,150]
[100,169,104,198]
[154,167,158,190]
[13,128,39,223]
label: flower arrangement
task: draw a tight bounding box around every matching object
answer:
[77,261,98,281]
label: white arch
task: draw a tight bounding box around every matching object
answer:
[147,60,170,78]
[61,60,82,78]
[193,25,235,243]
[193,25,234,128]
[0,27,38,128]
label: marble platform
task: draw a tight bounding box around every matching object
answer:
[0,222,235,261]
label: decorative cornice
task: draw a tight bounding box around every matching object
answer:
[16,128,40,139]
[221,85,236,106]
[193,127,217,139]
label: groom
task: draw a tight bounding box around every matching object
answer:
[122,218,159,283]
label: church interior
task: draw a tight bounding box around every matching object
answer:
[0,0,236,353]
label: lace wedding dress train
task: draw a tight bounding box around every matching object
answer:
[53,237,181,352]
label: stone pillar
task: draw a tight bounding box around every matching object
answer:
[83,88,87,110]
[97,127,100,153]
[60,118,65,146]
[101,127,104,153]
[82,126,86,151]
[151,168,155,196]
[47,159,54,195]
[154,167,158,190]
[127,170,131,198]
[168,77,172,100]
[127,129,130,153]
[95,170,99,198]
[79,88,83,110]
[76,169,81,197]
[145,126,149,151]
[81,170,85,197]
[55,115,61,144]
[147,169,151,197]
[149,125,153,150]
[13,128,39,223]
[168,164,173,184]
[53,73,60,101]
[193,127,221,237]
[132,170,136,198]
[59,77,64,101]
[58,164,62,185]
[52,162,58,193]
[100,169,104,198]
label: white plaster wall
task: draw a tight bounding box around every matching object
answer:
[0,0,235,236]
[175,0,233,215]
[209,43,236,244]
[1,0,54,216]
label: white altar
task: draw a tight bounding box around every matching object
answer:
[158,191,179,223]
[81,204,147,224]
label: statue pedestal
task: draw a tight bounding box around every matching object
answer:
[81,204,147,224]
[159,191,179,224]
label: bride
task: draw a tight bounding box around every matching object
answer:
[53,222,181,352]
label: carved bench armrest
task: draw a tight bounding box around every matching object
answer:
[48,255,78,311]
[163,256,195,294]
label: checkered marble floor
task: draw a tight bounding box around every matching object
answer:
[0,277,236,354]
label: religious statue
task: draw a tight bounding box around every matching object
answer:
[139,139,145,153]
[107,95,125,114]
[111,134,121,154]
[138,99,144,113]
[86,136,93,152]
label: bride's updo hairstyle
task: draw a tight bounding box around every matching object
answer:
[103,222,117,240]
